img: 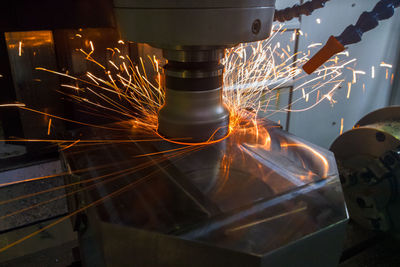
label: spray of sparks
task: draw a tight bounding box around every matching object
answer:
[0,24,360,252]
[26,24,354,146]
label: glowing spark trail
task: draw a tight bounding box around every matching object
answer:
[347,82,352,99]
[340,118,344,135]
[59,139,81,151]
[308,43,322,49]
[0,103,25,107]
[18,41,22,56]
[380,62,392,68]
[47,118,52,135]
[352,70,365,84]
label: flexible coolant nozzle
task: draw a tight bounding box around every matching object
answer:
[303,0,400,74]
[302,36,345,74]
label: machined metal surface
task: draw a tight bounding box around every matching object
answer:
[331,106,400,234]
[62,118,348,266]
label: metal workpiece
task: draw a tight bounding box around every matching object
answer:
[331,106,400,235]
[62,118,348,267]
[113,0,276,47]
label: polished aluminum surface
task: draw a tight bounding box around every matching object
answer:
[62,117,348,266]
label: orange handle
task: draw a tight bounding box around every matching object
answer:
[303,36,345,74]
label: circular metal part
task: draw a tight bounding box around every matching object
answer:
[157,49,230,142]
[331,106,400,234]
[164,62,224,79]
[114,0,276,47]
[158,88,229,142]
[356,105,400,126]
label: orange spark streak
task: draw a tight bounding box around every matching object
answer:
[340,118,344,135]
[0,103,25,107]
[36,67,78,80]
[380,62,392,68]
[352,70,365,83]
[59,139,80,151]
[307,43,322,49]
[109,60,119,70]
[134,143,201,158]
[347,82,352,99]
[79,49,105,70]
[47,118,52,135]
[61,84,82,91]
[18,41,22,56]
